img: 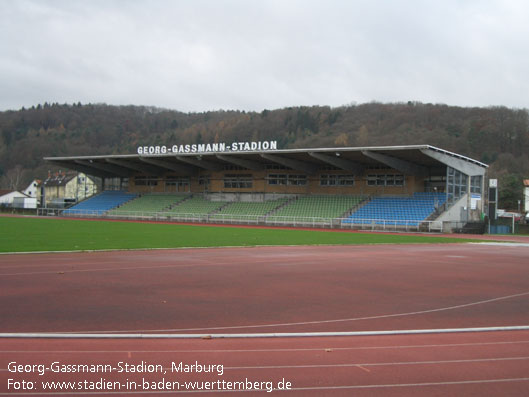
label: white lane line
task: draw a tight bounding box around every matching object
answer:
[46,290,529,334]
[2,339,529,354]
[471,242,529,247]
[290,377,529,391]
[2,325,529,339]
[222,356,529,370]
[0,262,214,277]
[0,257,302,277]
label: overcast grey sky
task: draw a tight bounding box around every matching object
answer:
[1,0,528,112]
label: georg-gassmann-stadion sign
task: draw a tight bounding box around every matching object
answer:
[137,140,278,155]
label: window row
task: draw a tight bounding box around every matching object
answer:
[166,178,190,187]
[366,174,405,186]
[136,174,411,188]
[320,174,355,186]
[134,177,159,186]
[268,174,307,186]
[224,174,253,189]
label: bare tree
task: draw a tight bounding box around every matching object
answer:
[0,165,24,191]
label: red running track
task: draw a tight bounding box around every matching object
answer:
[1,243,529,395]
[0,244,528,334]
[1,331,529,396]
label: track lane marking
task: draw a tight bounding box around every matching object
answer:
[221,356,529,370]
[0,257,304,277]
[32,291,529,334]
[2,339,529,353]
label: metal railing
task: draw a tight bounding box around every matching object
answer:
[37,207,454,233]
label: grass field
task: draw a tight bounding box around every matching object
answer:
[0,216,479,253]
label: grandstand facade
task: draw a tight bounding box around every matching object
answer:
[44,145,488,232]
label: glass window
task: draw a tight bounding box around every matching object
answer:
[134,176,158,186]
[446,167,470,202]
[166,177,189,187]
[288,175,307,186]
[224,174,253,189]
[199,176,210,186]
[367,174,404,186]
[269,174,306,186]
[338,175,355,186]
[471,176,482,194]
[321,174,354,187]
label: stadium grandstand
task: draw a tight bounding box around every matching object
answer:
[43,144,488,232]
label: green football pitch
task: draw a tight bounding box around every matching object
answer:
[0,216,478,253]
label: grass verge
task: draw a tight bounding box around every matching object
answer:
[0,216,479,253]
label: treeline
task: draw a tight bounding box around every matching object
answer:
[0,102,527,209]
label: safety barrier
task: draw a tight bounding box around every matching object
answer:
[37,208,451,233]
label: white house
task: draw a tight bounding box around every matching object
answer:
[43,172,97,207]
[0,190,29,207]
[523,179,529,212]
[23,180,40,198]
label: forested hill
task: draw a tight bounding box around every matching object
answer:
[1,102,528,208]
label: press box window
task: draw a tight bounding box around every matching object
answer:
[268,174,287,185]
[320,174,354,186]
[367,174,404,186]
[166,178,189,187]
[268,174,307,186]
[134,177,158,186]
[199,176,211,186]
[224,174,253,189]
[287,175,307,186]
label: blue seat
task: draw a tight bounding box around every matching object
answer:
[343,193,446,225]
[64,191,138,215]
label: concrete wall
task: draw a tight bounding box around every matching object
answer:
[435,194,469,223]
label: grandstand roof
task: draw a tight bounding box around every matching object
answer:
[44,144,487,179]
